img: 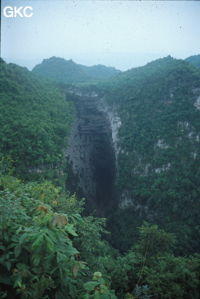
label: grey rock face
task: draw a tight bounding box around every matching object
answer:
[66,88,117,214]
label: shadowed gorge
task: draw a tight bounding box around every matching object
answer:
[66,88,116,215]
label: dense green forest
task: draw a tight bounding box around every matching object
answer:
[101,56,200,254]
[0,57,200,298]
[0,58,73,184]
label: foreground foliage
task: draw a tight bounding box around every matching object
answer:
[0,173,199,299]
[0,175,84,298]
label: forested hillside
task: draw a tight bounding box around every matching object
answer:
[186,54,200,69]
[102,56,200,253]
[32,56,120,84]
[0,58,73,183]
[1,56,200,299]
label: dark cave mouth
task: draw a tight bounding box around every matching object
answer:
[66,92,116,215]
[92,137,116,212]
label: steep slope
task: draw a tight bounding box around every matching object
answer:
[185,54,200,69]
[0,58,73,183]
[65,87,116,215]
[102,56,200,252]
[32,56,120,84]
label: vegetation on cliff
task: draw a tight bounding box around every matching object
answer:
[102,57,200,254]
[0,59,73,183]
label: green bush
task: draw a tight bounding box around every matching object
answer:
[0,175,86,298]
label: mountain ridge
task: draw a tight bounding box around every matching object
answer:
[185,54,200,69]
[32,56,121,84]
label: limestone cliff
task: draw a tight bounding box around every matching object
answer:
[65,88,119,214]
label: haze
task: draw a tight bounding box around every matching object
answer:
[1,0,200,71]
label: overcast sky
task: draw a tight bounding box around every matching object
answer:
[1,0,200,70]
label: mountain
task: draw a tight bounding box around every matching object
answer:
[32,56,121,84]
[185,54,200,69]
[0,58,73,182]
[81,64,121,79]
[100,56,200,252]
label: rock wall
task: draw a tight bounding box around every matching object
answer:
[97,98,122,162]
[65,88,119,214]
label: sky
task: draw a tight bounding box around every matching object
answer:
[1,0,200,71]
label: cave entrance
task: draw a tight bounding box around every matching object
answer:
[66,89,116,216]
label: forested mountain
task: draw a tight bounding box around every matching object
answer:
[185,54,200,69]
[0,58,73,183]
[102,56,200,253]
[1,56,200,299]
[32,56,120,84]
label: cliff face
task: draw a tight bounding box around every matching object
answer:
[101,57,200,251]
[65,88,119,215]
[44,56,200,252]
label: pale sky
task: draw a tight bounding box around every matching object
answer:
[1,0,200,70]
